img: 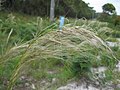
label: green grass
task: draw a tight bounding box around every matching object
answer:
[0,11,52,55]
[0,12,120,90]
[0,11,57,89]
[0,56,20,90]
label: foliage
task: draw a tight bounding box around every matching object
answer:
[102,3,116,14]
[97,12,120,28]
[98,3,119,26]
[5,25,117,89]
[0,56,20,90]
[0,13,119,89]
[0,12,53,55]
[3,0,95,19]
[114,16,120,26]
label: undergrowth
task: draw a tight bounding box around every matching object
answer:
[0,11,51,55]
[0,12,120,90]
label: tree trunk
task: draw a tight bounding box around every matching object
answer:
[50,0,55,22]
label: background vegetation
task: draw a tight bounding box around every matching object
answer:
[3,0,96,19]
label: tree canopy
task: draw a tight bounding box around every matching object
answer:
[3,0,96,19]
[102,3,116,14]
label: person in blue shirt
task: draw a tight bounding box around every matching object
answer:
[59,16,65,31]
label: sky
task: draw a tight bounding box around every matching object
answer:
[83,0,120,15]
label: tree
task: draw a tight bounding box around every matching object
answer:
[56,0,96,19]
[3,0,96,19]
[98,3,119,25]
[0,0,5,10]
[102,3,116,14]
[50,0,55,22]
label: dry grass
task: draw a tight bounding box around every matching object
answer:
[4,26,117,89]
[7,26,114,60]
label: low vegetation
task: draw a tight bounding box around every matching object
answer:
[0,12,120,90]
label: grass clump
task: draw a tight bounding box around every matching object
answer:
[0,14,119,89]
[3,26,117,89]
[0,12,52,55]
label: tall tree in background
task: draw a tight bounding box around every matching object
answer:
[0,0,5,10]
[98,3,117,24]
[57,0,96,19]
[3,0,96,19]
[102,3,116,14]
[50,0,55,22]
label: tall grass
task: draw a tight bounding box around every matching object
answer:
[0,12,57,89]
[6,27,118,89]
[0,13,119,89]
[0,12,52,55]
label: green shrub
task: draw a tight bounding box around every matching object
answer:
[112,31,120,38]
